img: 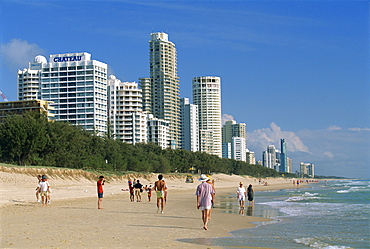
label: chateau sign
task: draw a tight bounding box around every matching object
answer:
[53,56,82,62]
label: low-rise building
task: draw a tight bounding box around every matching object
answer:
[0,99,54,122]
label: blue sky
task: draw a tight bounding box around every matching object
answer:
[1,0,369,178]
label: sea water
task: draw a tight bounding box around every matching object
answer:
[178,180,370,248]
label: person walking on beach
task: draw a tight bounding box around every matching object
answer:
[196,174,215,230]
[128,180,134,202]
[146,185,152,202]
[154,175,166,213]
[237,182,246,209]
[97,176,105,209]
[35,175,42,202]
[247,184,254,203]
[36,175,50,207]
[133,180,143,202]
[206,176,215,220]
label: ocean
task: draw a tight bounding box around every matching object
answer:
[178,179,370,248]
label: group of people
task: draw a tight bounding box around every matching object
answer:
[35,175,51,207]
[237,182,254,209]
[38,173,254,230]
[98,175,168,214]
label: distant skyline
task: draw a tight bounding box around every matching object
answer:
[1,0,369,178]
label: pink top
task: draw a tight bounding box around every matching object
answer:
[195,182,215,207]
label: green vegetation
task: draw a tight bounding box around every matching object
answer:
[0,112,291,178]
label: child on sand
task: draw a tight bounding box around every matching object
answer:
[97,176,105,209]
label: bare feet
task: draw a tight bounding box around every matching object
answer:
[203,226,208,230]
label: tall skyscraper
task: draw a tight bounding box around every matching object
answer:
[145,32,180,148]
[180,98,199,152]
[18,53,108,135]
[108,75,147,144]
[192,76,222,157]
[280,138,288,172]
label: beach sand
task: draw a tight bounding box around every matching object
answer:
[0,166,306,248]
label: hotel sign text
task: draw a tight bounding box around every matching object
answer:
[53,56,82,62]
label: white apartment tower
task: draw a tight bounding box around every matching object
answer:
[192,76,222,157]
[146,32,180,148]
[263,145,277,169]
[232,137,246,162]
[108,75,147,144]
[180,98,199,152]
[246,149,256,164]
[147,114,170,149]
[18,53,108,135]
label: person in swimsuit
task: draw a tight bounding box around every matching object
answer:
[154,175,166,213]
[97,176,105,209]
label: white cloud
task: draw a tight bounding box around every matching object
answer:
[248,123,370,178]
[328,125,342,131]
[1,39,45,70]
[348,127,370,132]
[222,114,234,125]
[248,122,310,154]
[324,151,334,158]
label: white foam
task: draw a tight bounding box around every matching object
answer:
[294,237,351,249]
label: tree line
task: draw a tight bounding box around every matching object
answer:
[0,112,290,178]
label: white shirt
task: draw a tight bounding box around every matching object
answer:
[38,181,49,192]
[237,186,246,197]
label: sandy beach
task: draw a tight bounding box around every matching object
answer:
[0,166,306,248]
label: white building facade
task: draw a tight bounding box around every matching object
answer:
[192,76,222,157]
[18,53,108,135]
[147,114,170,150]
[246,149,256,165]
[108,75,147,144]
[180,98,199,152]
[263,145,278,169]
[232,137,246,162]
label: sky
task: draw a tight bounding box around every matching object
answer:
[0,0,369,178]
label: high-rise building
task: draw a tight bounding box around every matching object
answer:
[280,138,288,172]
[246,149,256,165]
[180,98,199,152]
[222,143,232,159]
[232,137,246,162]
[222,120,247,144]
[222,120,247,159]
[300,162,315,177]
[108,75,147,144]
[192,76,222,157]
[139,77,152,113]
[18,53,108,135]
[147,114,169,149]
[287,158,292,173]
[146,32,180,148]
[263,145,277,169]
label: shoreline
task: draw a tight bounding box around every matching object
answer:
[0,168,311,248]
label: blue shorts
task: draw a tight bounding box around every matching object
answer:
[98,193,103,198]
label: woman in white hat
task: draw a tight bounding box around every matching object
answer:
[195,174,215,230]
